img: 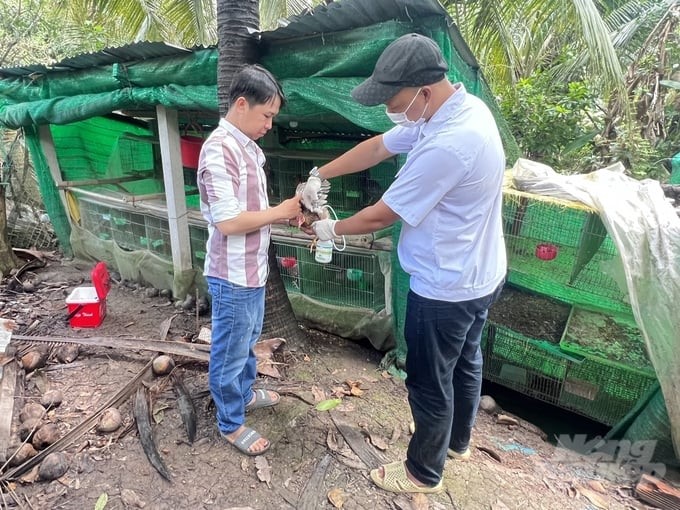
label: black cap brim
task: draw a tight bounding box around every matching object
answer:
[351,76,402,106]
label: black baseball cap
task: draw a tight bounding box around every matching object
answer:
[351,33,448,106]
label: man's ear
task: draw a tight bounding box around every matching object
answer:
[234,96,249,113]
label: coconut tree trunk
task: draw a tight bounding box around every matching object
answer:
[260,245,306,342]
[216,0,260,117]
[216,0,307,344]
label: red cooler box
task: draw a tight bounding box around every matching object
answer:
[65,262,111,328]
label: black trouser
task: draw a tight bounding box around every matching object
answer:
[404,284,503,486]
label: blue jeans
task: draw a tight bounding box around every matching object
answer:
[207,276,265,435]
[404,284,503,486]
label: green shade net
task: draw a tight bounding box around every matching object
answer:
[1,16,520,368]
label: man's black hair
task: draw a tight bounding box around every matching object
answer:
[227,64,286,108]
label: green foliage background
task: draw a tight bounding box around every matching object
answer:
[2,0,680,180]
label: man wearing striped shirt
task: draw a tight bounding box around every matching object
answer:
[197,65,301,456]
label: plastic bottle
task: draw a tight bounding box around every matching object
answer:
[315,240,333,263]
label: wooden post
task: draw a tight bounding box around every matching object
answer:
[155,106,193,294]
[38,125,70,221]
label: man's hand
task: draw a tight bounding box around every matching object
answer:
[274,196,302,222]
[312,219,337,241]
[301,175,330,213]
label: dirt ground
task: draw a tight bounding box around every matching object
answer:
[0,255,670,509]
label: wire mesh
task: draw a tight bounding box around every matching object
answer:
[273,238,385,311]
[79,200,112,241]
[266,148,397,216]
[481,316,657,426]
[144,216,171,258]
[482,323,569,405]
[503,195,629,313]
[79,198,173,259]
[560,306,654,375]
[189,224,208,269]
[3,129,59,250]
[109,209,147,251]
[559,356,658,426]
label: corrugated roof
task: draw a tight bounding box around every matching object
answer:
[262,0,447,41]
[0,0,477,78]
[0,41,198,78]
[261,0,479,70]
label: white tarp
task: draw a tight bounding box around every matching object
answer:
[512,158,680,456]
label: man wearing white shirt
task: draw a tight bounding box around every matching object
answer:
[307,33,506,493]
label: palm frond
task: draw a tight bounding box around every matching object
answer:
[260,0,321,32]
[571,0,624,92]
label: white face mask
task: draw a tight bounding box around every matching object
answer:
[385,88,428,128]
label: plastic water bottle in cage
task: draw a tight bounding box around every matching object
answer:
[313,205,346,264]
[315,240,333,263]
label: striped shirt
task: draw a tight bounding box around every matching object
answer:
[197,119,270,288]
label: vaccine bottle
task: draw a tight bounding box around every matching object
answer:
[315,240,333,263]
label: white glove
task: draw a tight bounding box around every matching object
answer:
[312,219,337,241]
[301,172,330,213]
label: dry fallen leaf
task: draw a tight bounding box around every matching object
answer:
[496,414,519,426]
[345,380,364,397]
[335,447,367,470]
[254,456,271,487]
[254,337,285,356]
[158,315,176,342]
[327,429,340,452]
[331,386,350,398]
[311,385,327,403]
[369,433,389,451]
[411,493,429,510]
[121,488,146,508]
[587,480,607,494]
[196,326,211,344]
[578,486,609,509]
[152,402,170,424]
[19,465,39,483]
[327,487,346,508]
[256,360,282,379]
[254,337,286,378]
[614,486,633,499]
[57,476,74,487]
[240,457,249,472]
